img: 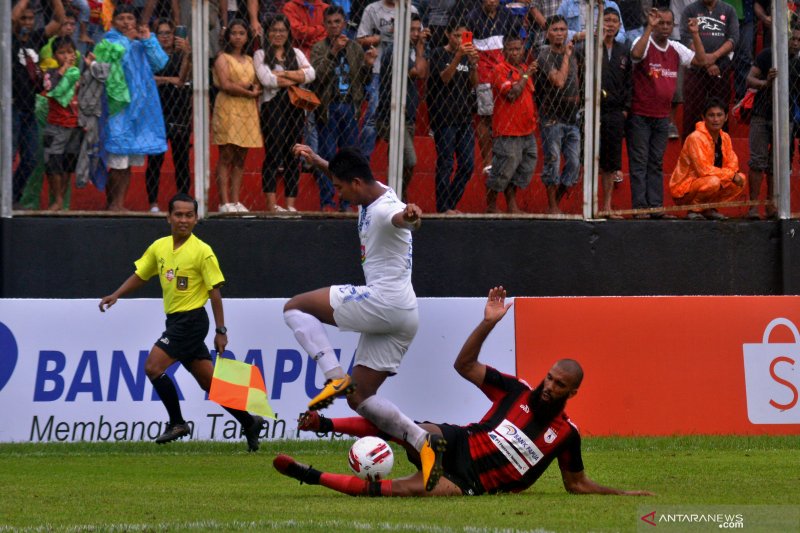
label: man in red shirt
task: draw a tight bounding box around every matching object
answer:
[486,33,537,214]
[627,8,706,218]
[466,0,519,180]
[275,287,655,498]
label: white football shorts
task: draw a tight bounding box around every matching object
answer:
[329,284,419,374]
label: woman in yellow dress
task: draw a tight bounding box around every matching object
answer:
[212,19,262,213]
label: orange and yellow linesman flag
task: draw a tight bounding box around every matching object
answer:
[209,356,276,419]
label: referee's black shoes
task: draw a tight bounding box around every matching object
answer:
[245,416,266,452]
[155,422,191,444]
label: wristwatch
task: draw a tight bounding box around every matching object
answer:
[215,326,228,335]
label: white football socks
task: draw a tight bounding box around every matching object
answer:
[283,309,346,380]
[356,395,427,451]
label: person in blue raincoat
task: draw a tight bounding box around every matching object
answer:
[102,4,168,211]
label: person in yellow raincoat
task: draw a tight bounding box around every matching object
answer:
[669,98,746,220]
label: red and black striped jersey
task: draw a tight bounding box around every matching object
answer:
[464,366,584,494]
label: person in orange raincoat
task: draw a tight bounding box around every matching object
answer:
[669,98,746,220]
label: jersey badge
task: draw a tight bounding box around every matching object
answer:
[177,276,189,290]
[165,269,175,282]
[544,427,557,444]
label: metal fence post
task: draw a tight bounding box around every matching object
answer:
[583,0,598,219]
[388,0,410,196]
[772,0,790,219]
[192,0,210,218]
[1,2,12,218]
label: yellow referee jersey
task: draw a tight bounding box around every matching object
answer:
[134,234,225,314]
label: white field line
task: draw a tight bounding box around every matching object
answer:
[0,519,556,533]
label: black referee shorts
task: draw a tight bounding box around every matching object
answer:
[437,423,485,496]
[155,307,212,366]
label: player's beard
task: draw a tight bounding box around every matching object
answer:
[530,381,568,424]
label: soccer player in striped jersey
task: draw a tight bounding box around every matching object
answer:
[275,287,653,497]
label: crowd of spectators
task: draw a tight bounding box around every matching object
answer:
[9,0,800,217]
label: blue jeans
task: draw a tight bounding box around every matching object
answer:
[305,110,318,153]
[12,108,40,204]
[626,114,669,209]
[316,102,359,208]
[540,121,580,187]
[358,73,380,158]
[433,123,475,212]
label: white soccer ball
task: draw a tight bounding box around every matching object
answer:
[348,436,394,481]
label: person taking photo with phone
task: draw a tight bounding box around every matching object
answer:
[426,17,479,214]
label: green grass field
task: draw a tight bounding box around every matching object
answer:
[1,436,798,532]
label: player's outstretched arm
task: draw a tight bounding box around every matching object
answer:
[453,286,513,387]
[561,469,655,496]
[391,203,422,231]
[98,274,147,312]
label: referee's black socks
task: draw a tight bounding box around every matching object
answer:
[150,374,185,425]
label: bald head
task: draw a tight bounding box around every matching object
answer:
[553,359,583,388]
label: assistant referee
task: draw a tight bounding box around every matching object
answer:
[99,193,265,449]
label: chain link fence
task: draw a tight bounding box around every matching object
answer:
[3,0,799,219]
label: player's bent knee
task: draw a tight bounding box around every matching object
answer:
[144,361,164,379]
[144,348,174,379]
[283,298,301,313]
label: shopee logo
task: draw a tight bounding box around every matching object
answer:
[743,318,800,423]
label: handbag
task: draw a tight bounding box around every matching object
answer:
[732,89,756,125]
[287,85,321,111]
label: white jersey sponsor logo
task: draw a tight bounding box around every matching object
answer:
[489,419,544,474]
[488,431,530,475]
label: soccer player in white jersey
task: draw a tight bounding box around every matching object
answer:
[286,144,446,491]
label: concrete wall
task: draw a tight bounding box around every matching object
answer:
[2,217,799,297]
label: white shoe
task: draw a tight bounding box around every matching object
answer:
[233,202,249,213]
[149,205,160,213]
[219,203,235,213]
[287,206,297,212]
[271,205,286,212]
